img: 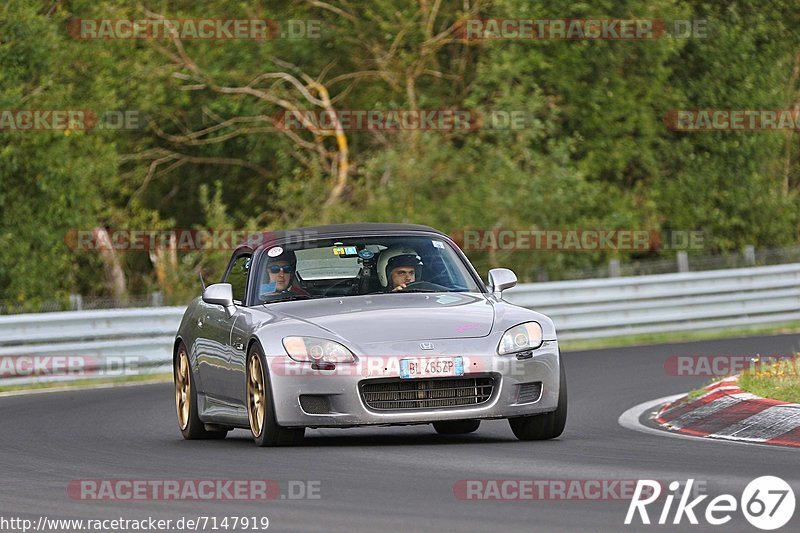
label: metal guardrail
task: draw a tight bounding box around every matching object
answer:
[0,308,184,386]
[504,262,800,339]
[2,263,799,386]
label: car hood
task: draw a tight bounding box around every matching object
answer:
[259,293,495,343]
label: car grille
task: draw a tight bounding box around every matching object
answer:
[361,377,494,411]
[517,381,543,403]
[299,395,331,415]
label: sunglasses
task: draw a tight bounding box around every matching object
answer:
[268,265,295,274]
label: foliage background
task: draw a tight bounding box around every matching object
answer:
[1,0,799,305]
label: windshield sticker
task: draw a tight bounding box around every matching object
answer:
[333,245,358,257]
[267,246,283,257]
[432,240,445,249]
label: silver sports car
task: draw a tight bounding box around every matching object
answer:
[174,223,566,446]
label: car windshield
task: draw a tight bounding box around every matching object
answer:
[256,235,482,303]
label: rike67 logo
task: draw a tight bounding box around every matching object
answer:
[625,477,795,530]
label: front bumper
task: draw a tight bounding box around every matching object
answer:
[266,339,561,428]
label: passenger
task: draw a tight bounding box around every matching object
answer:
[260,250,310,297]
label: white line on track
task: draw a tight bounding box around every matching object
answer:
[0,377,171,399]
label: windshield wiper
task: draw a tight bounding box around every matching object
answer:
[262,294,317,303]
[392,288,438,293]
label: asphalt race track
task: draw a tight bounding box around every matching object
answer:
[1,334,799,532]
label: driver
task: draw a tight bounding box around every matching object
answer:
[260,249,309,298]
[377,247,424,292]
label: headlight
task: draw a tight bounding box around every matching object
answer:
[282,336,356,363]
[497,322,543,354]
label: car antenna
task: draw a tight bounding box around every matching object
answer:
[198,271,206,292]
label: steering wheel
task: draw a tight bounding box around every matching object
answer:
[401,281,449,291]
[320,277,359,297]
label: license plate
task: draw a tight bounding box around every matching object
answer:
[400,356,464,379]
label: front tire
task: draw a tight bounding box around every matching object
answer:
[433,420,481,434]
[247,345,305,447]
[508,358,567,441]
[174,343,227,440]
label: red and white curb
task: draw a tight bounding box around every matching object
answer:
[654,377,800,447]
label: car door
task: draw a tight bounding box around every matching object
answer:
[200,253,251,404]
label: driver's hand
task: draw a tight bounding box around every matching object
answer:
[392,283,407,292]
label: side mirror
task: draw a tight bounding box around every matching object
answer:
[488,268,517,298]
[202,283,236,318]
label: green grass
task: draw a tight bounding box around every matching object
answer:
[0,372,172,394]
[680,356,800,404]
[559,321,800,352]
[737,356,800,403]
[685,379,723,401]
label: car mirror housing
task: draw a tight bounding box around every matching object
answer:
[202,283,236,317]
[488,268,517,297]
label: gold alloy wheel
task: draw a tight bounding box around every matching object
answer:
[248,353,266,438]
[175,350,191,430]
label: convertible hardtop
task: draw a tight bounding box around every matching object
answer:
[233,223,448,254]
